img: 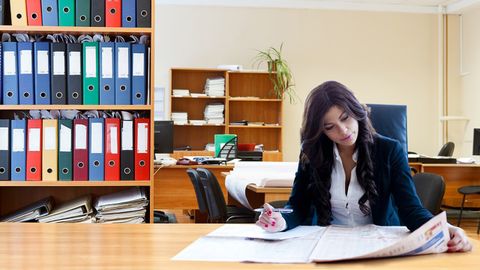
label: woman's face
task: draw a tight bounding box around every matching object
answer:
[322,105,359,150]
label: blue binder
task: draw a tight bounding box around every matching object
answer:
[2,42,18,105]
[122,0,136,27]
[0,43,3,104]
[10,119,26,181]
[34,42,51,105]
[41,0,59,26]
[114,42,131,105]
[99,42,115,105]
[18,42,34,105]
[89,118,104,181]
[131,44,147,105]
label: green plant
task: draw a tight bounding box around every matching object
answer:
[254,43,297,103]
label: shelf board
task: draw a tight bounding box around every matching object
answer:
[229,98,282,102]
[174,124,225,127]
[0,181,151,187]
[0,25,153,34]
[172,96,226,99]
[0,105,152,111]
[229,125,282,129]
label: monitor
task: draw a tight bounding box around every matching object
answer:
[154,121,174,154]
[473,128,480,155]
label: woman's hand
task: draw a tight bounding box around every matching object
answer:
[255,203,287,232]
[447,224,472,252]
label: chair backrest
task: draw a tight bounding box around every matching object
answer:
[438,142,455,157]
[412,173,445,215]
[367,104,408,154]
[186,169,208,215]
[196,168,228,222]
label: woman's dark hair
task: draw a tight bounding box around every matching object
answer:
[300,81,377,225]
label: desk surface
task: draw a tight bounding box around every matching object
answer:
[0,223,478,270]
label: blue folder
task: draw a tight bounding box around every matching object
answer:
[122,0,136,27]
[0,43,3,104]
[10,119,26,181]
[131,43,147,105]
[34,42,51,105]
[99,42,115,105]
[2,42,18,105]
[41,0,59,26]
[89,118,104,181]
[18,42,34,105]
[114,42,131,105]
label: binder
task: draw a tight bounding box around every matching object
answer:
[11,119,27,181]
[66,43,83,105]
[34,42,51,105]
[136,0,151,27]
[26,0,43,26]
[131,43,147,105]
[120,120,134,180]
[82,42,99,105]
[42,119,58,181]
[122,0,136,27]
[105,0,121,27]
[91,0,105,27]
[0,42,3,104]
[105,118,120,181]
[2,42,18,105]
[134,118,150,180]
[75,0,90,27]
[0,0,4,25]
[73,119,89,181]
[89,118,104,181]
[0,196,53,222]
[114,42,131,105]
[26,119,42,181]
[0,119,10,180]
[99,42,115,105]
[51,43,67,104]
[58,0,75,26]
[41,0,59,26]
[58,119,73,181]
[10,0,28,26]
[18,42,34,105]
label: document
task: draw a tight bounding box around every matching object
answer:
[173,212,449,263]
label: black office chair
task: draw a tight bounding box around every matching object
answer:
[438,142,455,157]
[412,173,445,215]
[457,186,480,234]
[367,104,408,154]
[186,169,209,216]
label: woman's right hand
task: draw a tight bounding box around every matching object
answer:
[255,203,287,232]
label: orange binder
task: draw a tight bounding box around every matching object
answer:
[26,119,42,181]
[105,0,121,27]
[105,118,120,181]
[26,0,43,26]
[134,118,150,181]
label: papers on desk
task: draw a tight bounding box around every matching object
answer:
[94,187,149,224]
[173,212,449,263]
[225,162,297,209]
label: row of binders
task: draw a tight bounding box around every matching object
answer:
[0,34,150,105]
[3,0,151,28]
[0,116,150,181]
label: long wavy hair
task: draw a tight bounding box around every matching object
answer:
[300,81,378,225]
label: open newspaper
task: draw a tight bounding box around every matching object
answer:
[173,212,449,263]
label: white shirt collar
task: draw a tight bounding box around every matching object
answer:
[333,143,358,163]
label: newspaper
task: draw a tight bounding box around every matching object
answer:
[173,212,449,263]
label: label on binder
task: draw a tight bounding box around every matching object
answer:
[75,124,87,149]
[110,126,118,154]
[137,123,148,154]
[53,51,65,75]
[37,51,49,74]
[101,47,113,78]
[44,127,56,150]
[85,47,97,78]
[20,50,33,74]
[60,125,72,152]
[28,128,40,151]
[12,129,25,152]
[69,51,81,76]
[118,47,129,78]
[0,128,9,150]
[4,52,16,75]
[91,123,103,154]
[133,53,144,76]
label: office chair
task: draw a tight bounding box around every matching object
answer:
[412,173,445,215]
[438,142,455,157]
[367,104,408,154]
[186,169,209,216]
[457,186,480,234]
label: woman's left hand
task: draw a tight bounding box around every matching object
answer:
[447,224,472,252]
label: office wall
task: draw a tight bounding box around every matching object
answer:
[155,5,440,161]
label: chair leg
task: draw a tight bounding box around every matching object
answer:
[457,194,467,227]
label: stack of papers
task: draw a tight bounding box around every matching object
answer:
[0,197,54,222]
[204,77,225,96]
[172,89,190,97]
[94,187,149,224]
[38,195,94,223]
[189,120,207,125]
[204,103,224,124]
[171,112,188,125]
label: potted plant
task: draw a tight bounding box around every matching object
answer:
[254,43,297,103]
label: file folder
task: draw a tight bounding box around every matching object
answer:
[11,119,27,181]
[121,120,134,180]
[105,118,120,181]
[83,42,99,105]
[10,0,28,26]
[75,0,90,26]
[51,43,67,104]
[42,119,58,181]
[34,42,51,105]
[122,0,136,27]
[91,0,105,27]
[58,119,73,181]
[0,119,10,181]
[2,42,18,105]
[134,118,150,180]
[106,0,121,27]
[41,0,59,26]
[59,0,75,26]
[131,43,147,105]
[73,119,89,181]
[26,0,43,26]
[18,42,34,105]
[66,43,83,105]
[115,42,131,105]
[26,119,42,181]
[136,0,151,27]
[99,42,115,105]
[0,42,3,104]
[89,118,104,181]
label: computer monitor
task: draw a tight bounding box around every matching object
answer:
[473,128,480,155]
[154,121,174,154]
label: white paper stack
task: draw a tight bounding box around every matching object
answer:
[204,77,225,96]
[94,187,149,224]
[171,112,188,125]
[38,195,95,223]
[172,88,190,97]
[204,103,224,124]
[189,120,207,125]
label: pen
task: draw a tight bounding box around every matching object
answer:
[254,208,293,214]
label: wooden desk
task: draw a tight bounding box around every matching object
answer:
[0,223,477,270]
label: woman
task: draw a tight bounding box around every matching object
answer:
[256,81,471,252]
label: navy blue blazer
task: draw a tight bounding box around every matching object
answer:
[283,135,433,231]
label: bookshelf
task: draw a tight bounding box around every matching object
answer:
[0,2,156,223]
[170,68,283,161]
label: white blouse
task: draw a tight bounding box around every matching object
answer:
[330,144,373,226]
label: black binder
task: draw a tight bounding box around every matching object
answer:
[66,43,83,105]
[136,0,151,27]
[50,43,67,104]
[120,120,134,180]
[90,0,105,27]
[0,119,10,180]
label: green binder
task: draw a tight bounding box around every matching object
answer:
[58,0,75,26]
[82,42,99,104]
[58,119,73,181]
[214,134,237,158]
[75,0,90,26]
